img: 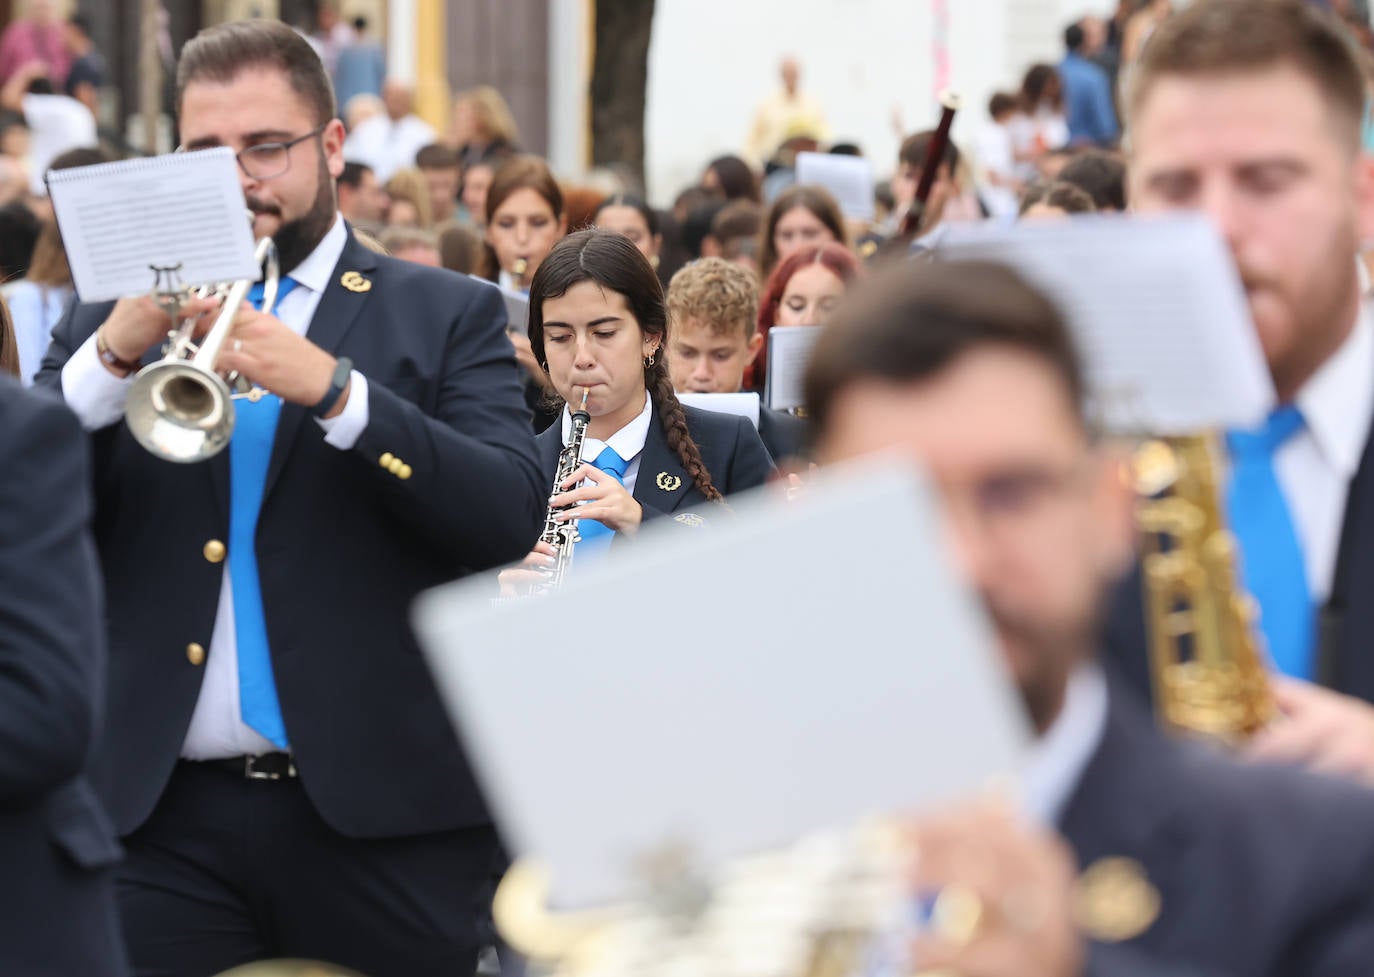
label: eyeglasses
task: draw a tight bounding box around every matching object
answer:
[178,123,327,181]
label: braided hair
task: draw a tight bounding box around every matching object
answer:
[528,228,723,503]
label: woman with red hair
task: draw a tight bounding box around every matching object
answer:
[747,241,861,390]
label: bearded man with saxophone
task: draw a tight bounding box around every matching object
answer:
[34,19,544,977]
[1102,0,1374,784]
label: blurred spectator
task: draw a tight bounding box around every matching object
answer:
[0,63,95,196]
[702,154,761,203]
[761,134,821,202]
[416,143,461,224]
[305,1,352,79]
[61,13,104,120]
[1058,148,1127,211]
[6,216,68,382]
[333,16,385,114]
[758,184,846,280]
[746,57,830,166]
[449,85,520,170]
[343,78,435,182]
[709,200,763,275]
[1060,20,1118,145]
[0,0,70,90]
[891,129,983,235]
[378,225,442,267]
[342,92,383,132]
[1011,63,1068,180]
[592,194,662,266]
[436,220,482,275]
[974,92,1025,218]
[681,199,726,262]
[458,150,512,230]
[337,161,386,226]
[1019,180,1096,220]
[383,167,431,227]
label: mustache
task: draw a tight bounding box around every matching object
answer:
[245,197,281,218]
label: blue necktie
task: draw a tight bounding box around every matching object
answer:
[1226,405,1313,679]
[232,276,298,747]
[575,445,629,559]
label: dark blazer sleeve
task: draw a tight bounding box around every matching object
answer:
[0,384,102,805]
[720,413,774,494]
[348,278,545,569]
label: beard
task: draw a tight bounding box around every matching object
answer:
[246,153,336,274]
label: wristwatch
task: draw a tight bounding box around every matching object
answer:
[96,328,139,377]
[312,356,353,418]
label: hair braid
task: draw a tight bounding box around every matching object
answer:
[646,362,723,503]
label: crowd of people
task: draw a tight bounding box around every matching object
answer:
[9,0,1374,976]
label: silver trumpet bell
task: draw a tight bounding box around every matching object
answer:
[125,235,280,463]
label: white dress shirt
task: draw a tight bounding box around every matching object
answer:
[59,213,372,758]
[1273,305,1374,603]
[559,391,652,494]
[1019,664,1108,827]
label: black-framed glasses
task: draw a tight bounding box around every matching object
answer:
[178,122,327,180]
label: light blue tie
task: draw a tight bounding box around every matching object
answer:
[1226,405,1313,679]
[231,276,298,747]
[575,445,628,559]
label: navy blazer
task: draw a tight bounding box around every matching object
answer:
[35,231,546,839]
[1103,405,1374,711]
[1063,678,1374,976]
[534,401,775,523]
[0,379,127,976]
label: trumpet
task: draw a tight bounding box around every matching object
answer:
[124,233,281,463]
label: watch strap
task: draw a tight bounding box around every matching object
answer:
[96,329,139,376]
[312,356,353,418]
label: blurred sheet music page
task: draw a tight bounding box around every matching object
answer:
[676,392,761,428]
[414,459,1030,909]
[765,325,823,411]
[796,152,875,220]
[47,148,258,302]
[937,214,1275,433]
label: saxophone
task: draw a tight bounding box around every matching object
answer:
[1133,434,1275,741]
[532,388,592,595]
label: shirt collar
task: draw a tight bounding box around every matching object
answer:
[1294,300,1374,480]
[561,390,653,464]
[1019,664,1108,827]
[283,213,347,294]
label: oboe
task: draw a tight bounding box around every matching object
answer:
[533,388,591,594]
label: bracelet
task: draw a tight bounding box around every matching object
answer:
[96,328,139,377]
[312,356,353,418]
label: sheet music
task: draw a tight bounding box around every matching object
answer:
[765,325,824,411]
[676,392,761,428]
[414,459,1030,909]
[795,152,875,220]
[937,214,1276,433]
[47,148,258,302]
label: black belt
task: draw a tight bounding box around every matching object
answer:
[189,753,298,780]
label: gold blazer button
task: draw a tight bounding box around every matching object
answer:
[203,539,226,564]
[186,643,206,666]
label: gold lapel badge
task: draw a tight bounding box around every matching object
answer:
[673,512,705,528]
[1073,857,1160,943]
[341,270,372,293]
[655,472,683,492]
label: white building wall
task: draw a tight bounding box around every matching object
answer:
[642,0,1116,206]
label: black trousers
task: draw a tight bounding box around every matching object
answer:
[117,761,501,977]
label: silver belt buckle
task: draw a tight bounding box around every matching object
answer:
[243,755,295,780]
